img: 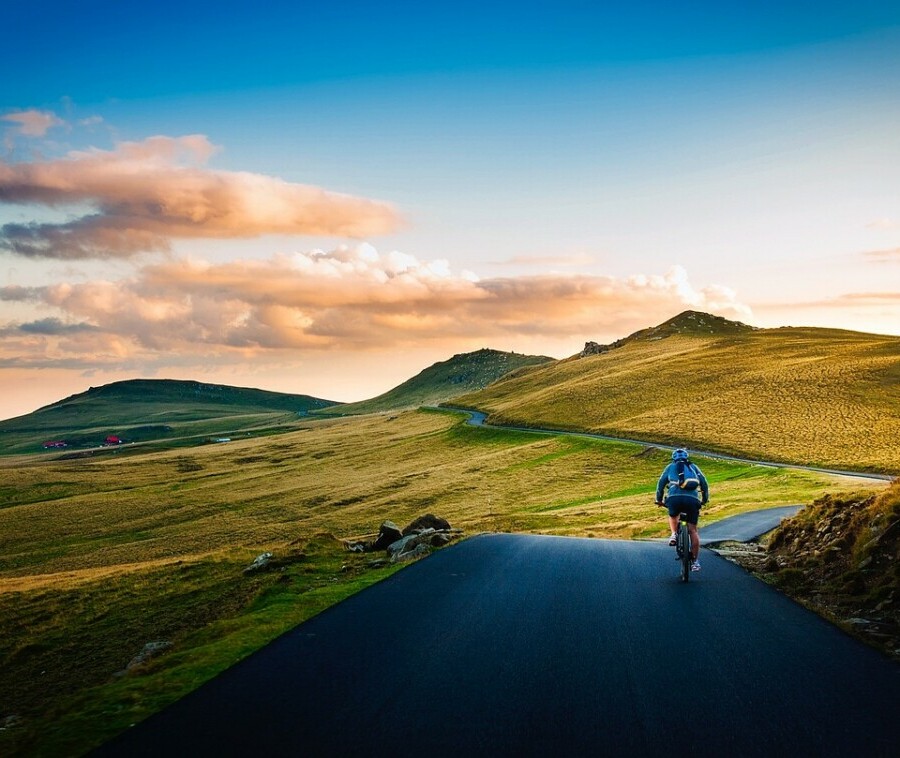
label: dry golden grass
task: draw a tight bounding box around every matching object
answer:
[1,409,880,585]
[454,328,900,473]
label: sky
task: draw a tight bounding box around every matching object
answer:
[1,1,899,420]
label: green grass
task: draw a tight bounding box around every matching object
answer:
[0,379,339,456]
[0,408,886,756]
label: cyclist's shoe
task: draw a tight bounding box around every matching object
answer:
[668,533,677,546]
[691,560,701,572]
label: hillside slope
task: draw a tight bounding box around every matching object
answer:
[0,379,339,454]
[322,348,553,415]
[452,311,900,473]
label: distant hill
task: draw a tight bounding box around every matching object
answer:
[579,310,755,356]
[321,348,554,415]
[622,309,756,341]
[0,379,339,455]
[452,311,900,474]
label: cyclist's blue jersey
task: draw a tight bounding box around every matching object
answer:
[656,462,709,504]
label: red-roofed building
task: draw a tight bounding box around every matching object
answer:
[105,436,122,445]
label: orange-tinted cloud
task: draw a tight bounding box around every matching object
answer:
[0,246,752,368]
[0,135,401,258]
[1,109,64,137]
[862,247,900,263]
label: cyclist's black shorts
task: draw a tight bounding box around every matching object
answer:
[666,495,700,525]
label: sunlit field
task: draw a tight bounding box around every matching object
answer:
[455,328,900,474]
[0,409,884,755]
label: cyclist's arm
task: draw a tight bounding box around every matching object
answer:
[655,469,668,504]
[698,468,710,505]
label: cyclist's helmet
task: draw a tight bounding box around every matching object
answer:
[671,448,689,462]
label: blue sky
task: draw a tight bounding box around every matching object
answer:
[6,1,899,101]
[1,1,899,418]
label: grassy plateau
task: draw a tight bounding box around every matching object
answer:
[0,407,883,755]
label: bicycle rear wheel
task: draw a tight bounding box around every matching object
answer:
[678,523,691,582]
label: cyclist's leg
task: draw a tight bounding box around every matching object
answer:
[665,498,683,534]
[684,503,700,559]
[667,513,679,534]
[688,522,700,560]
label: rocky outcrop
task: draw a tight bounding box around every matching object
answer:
[0,714,22,731]
[580,338,627,357]
[243,550,306,574]
[125,640,173,671]
[580,341,610,357]
[343,515,462,562]
[243,552,275,574]
[370,521,404,551]
[402,513,451,535]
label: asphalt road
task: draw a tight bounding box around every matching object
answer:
[97,534,898,757]
[699,506,803,544]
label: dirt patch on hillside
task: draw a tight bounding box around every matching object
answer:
[716,481,900,661]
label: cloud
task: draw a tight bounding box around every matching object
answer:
[862,247,900,263]
[0,245,752,368]
[18,318,99,335]
[754,291,900,311]
[0,135,402,259]
[0,317,98,339]
[495,253,596,267]
[0,285,45,301]
[827,292,900,305]
[2,109,64,137]
[866,218,897,230]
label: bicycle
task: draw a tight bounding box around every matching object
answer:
[657,503,693,582]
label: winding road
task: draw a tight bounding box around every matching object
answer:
[700,505,803,544]
[98,534,898,757]
[443,407,893,483]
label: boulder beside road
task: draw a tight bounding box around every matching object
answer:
[370,521,404,552]
[344,514,461,562]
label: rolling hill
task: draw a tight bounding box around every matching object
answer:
[451,311,900,473]
[0,379,339,455]
[319,348,553,415]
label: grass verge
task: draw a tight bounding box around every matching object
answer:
[0,536,402,756]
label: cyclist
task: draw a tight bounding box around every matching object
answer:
[655,448,709,571]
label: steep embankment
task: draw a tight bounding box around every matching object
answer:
[453,311,900,473]
[723,481,900,660]
[322,348,552,415]
[0,379,339,454]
